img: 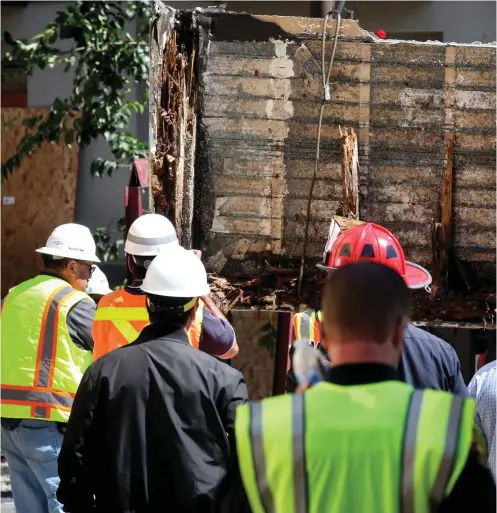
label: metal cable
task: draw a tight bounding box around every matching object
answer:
[297,11,342,301]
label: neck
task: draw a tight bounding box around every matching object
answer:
[328,340,398,368]
[43,268,65,281]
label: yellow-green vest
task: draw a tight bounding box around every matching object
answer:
[1,275,93,422]
[236,381,475,513]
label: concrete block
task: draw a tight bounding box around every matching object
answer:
[372,105,444,128]
[456,133,496,151]
[454,206,496,229]
[217,175,271,197]
[222,156,284,177]
[211,216,272,236]
[456,68,496,89]
[287,178,342,200]
[455,90,495,110]
[215,197,271,218]
[453,109,496,130]
[455,46,496,68]
[372,44,445,66]
[206,55,295,78]
[368,183,439,204]
[371,65,444,88]
[455,188,495,208]
[203,117,289,141]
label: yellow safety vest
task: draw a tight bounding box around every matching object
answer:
[1,275,93,422]
[236,381,475,513]
[293,309,323,344]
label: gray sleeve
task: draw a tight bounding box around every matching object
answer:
[66,298,96,352]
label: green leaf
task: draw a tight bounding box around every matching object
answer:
[1,1,152,178]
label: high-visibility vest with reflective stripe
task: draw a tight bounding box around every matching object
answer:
[293,309,322,343]
[92,289,205,361]
[236,381,474,513]
[1,276,93,423]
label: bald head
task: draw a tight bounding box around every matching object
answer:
[322,262,411,365]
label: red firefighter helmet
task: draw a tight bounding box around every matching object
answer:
[316,222,432,290]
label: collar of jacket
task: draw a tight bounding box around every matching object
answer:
[133,323,191,346]
[326,363,399,386]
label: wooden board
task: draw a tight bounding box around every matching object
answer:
[1,108,80,296]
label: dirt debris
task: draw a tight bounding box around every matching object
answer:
[208,269,495,326]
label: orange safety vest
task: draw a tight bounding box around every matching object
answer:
[292,309,323,344]
[92,289,205,361]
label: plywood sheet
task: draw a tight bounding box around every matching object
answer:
[1,108,79,296]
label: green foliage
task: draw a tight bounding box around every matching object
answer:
[93,217,126,262]
[258,320,277,359]
[2,1,151,182]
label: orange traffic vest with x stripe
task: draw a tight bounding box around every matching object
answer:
[1,275,93,423]
[293,309,323,344]
[92,289,205,361]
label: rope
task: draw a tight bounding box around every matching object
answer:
[297,10,342,302]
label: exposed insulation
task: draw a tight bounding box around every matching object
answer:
[1,108,79,296]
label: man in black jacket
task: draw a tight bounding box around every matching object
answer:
[57,247,248,513]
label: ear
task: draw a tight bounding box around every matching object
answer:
[392,316,409,350]
[66,259,77,276]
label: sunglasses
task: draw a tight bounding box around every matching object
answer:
[77,261,96,276]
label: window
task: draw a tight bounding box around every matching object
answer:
[360,244,375,258]
[386,245,398,259]
[339,243,351,257]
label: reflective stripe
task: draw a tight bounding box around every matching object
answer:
[292,394,308,513]
[402,390,424,513]
[126,232,178,246]
[250,402,275,513]
[299,313,311,341]
[308,311,316,341]
[1,386,74,409]
[33,286,73,388]
[94,306,150,321]
[112,320,141,343]
[430,395,464,506]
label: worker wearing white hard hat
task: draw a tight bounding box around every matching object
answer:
[92,213,239,361]
[85,265,113,304]
[58,247,248,512]
[1,223,98,513]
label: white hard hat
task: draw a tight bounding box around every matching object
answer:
[125,214,179,256]
[85,265,112,296]
[141,247,210,298]
[36,223,100,262]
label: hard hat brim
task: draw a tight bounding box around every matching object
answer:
[36,246,101,263]
[316,261,432,290]
[87,286,113,296]
[140,284,211,297]
[404,261,432,290]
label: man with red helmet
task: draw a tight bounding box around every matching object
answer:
[289,222,468,396]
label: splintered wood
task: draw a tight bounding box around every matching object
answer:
[155,26,197,245]
[339,127,359,218]
[431,136,454,299]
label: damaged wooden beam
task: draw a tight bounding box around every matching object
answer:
[431,135,455,299]
[338,126,359,219]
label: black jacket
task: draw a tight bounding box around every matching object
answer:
[57,324,248,513]
[287,323,468,395]
[218,364,495,513]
